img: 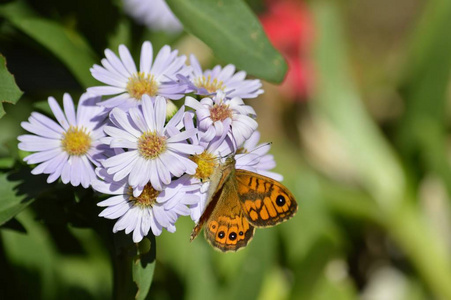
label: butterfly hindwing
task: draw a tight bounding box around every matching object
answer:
[236,169,298,227]
[203,177,255,252]
[204,210,255,252]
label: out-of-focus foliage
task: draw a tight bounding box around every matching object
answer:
[1,0,451,299]
[166,0,288,83]
[0,55,22,118]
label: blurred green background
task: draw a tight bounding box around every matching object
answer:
[2,0,451,299]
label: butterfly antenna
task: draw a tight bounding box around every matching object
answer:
[250,142,272,153]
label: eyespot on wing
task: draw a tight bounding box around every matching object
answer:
[204,215,255,252]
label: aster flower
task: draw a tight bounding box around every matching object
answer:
[18,93,109,188]
[235,131,283,181]
[102,95,204,196]
[123,0,183,33]
[185,91,258,149]
[88,41,190,111]
[93,168,199,242]
[179,54,263,99]
[181,112,233,221]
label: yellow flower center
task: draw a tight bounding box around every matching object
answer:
[194,75,226,94]
[61,126,91,156]
[128,184,160,208]
[190,151,218,181]
[210,102,233,122]
[137,131,166,159]
[126,72,159,100]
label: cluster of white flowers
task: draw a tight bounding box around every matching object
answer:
[18,41,280,243]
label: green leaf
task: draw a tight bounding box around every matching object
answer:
[112,232,156,300]
[166,0,287,83]
[0,172,31,225]
[57,227,113,298]
[0,167,53,225]
[1,209,59,299]
[0,55,23,119]
[133,236,156,300]
[0,217,26,233]
[0,2,98,89]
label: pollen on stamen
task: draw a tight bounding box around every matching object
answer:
[61,126,92,156]
[128,184,160,208]
[190,151,217,181]
[138,131,167,160]
[127,72,159,100]
[210,102,233,122]
[194,75,226,94]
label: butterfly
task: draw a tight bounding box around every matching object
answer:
[190,156,297,252]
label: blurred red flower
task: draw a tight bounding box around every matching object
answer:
[259,0,314,101]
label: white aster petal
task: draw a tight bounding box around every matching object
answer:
[140,41,153,73]
[48,96,70,130]
[119,44,138,75]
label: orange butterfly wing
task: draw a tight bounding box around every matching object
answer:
[191,157,297,252]
[236,169,298,227]
[191,164,255,252]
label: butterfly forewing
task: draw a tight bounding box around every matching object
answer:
[203,177,255,252]
[190,160,234,242]
[235,169,298,227]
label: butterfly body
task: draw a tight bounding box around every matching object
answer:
[191,157,297,252]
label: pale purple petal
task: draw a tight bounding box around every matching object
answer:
[140,41,153,73]
[63,93,77,125]
[154,96,166,133]
[88,86,126,96]
[48,97,70,130]
[119,44,138,75]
